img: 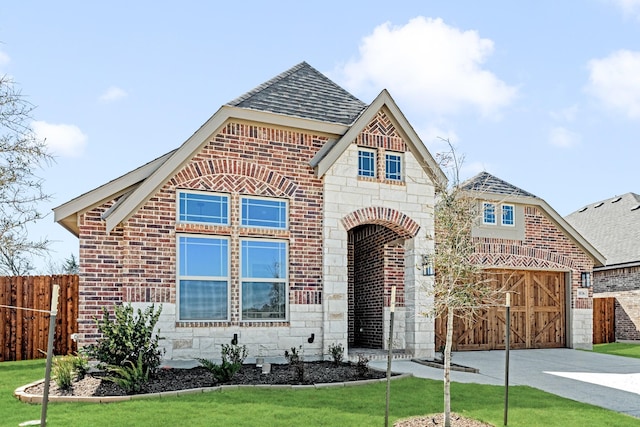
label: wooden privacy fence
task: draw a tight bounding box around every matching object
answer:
[0,275,78,361]
[593,296,615,344]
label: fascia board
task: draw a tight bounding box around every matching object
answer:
[105,106,348,233]
[53,151,174,230]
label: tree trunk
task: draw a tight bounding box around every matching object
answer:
[444,308,454,427]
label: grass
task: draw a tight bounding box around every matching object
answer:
[592,342,640,359]
[2,359,640,426]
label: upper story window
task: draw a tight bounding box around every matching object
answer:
[241,196,288,229]
[358,148,376,178]
[483,202,496,225]
[385,152,403,181]
[178,190,229,225]
[241,239,287,320]
[178,235,229,321]
[502,204,515,226]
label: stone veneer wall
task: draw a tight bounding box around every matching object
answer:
[472,205,595,349]
[78,122,329,360]
[322,111,436,359]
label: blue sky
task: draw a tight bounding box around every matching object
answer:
[1,1,640,270]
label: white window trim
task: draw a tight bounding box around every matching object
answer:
[240,195,289,230]
[176,233,231,322]
[176,189,230,226]
[357,147,377,178]
[501,204,515,227]
[482,202,497,225]
[239,237,289,322]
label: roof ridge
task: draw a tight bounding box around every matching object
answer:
[226,61,309,106]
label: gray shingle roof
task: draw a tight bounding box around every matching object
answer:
[565,193,640,266]
[460,171,537,198]
[226,62,367,126]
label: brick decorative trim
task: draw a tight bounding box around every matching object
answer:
[472,242,577,270]
[341,207,420,239]
[170,158,299,197]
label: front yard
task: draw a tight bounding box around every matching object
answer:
[2,359,640,426]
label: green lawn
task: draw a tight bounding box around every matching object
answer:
[592,342,640,359]
[2,359,640,426]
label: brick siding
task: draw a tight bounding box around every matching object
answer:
[594,266,640,340]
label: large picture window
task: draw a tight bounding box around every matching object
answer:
[240,239,287,320]
[178,191,228,225]
[178,236,229,320]
[241,196,287,229]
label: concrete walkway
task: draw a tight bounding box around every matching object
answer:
[370,348,640,418]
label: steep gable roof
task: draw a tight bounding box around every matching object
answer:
[565,192,640,266]
[54,62,445,235]
[461,172,606,267]
[227,62,367,126]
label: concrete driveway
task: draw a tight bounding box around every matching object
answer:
[370,348,640,418]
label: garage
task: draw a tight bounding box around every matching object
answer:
[435,269,566,351]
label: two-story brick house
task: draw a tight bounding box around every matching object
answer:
[54,62,446,360]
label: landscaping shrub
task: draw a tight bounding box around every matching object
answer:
[198,344,248,383]
[106,353,149,394]
[52,353,90,390]
[356,354,369,378]
[285,346,304,382]
[84,303,164,375]
[328,343,344,365]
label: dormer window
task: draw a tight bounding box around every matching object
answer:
[502,204,515,226]
[483,202,496,225]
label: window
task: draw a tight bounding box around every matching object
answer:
[241,196,287,229]
[358,149,376,177]
[483,202,496,225]
[178,236,229,320]
[241,239,287,320]
[385,152,403,181]
[501,204,515,226]
[178,191,228,225]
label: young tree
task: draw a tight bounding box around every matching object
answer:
[0,74,53,275]
[429,140,504,427]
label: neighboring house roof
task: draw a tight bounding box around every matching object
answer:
[565,192,640,267]
[227,61,367,126]
[53,61,445,235]
[461,171,606,267]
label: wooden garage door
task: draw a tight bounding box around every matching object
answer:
[435,270,566,351]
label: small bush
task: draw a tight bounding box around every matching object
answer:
[53,356,75,390]
[198,344,248,383]
[356,354,369,378]
[285,346,304,382]
[106,353,149,394]
[72,352,89,380]
[328,343,344,365]
[85,303,164,375]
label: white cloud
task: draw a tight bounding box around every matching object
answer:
[417,124,459,151]
[0,51,10,68]
[32,121,88,157]
[586,50,640,119]
[99,86,128,102]
[335,16,517,118]
[549,126,580,148]
[550,105,579,122]
[609,0,640,18]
